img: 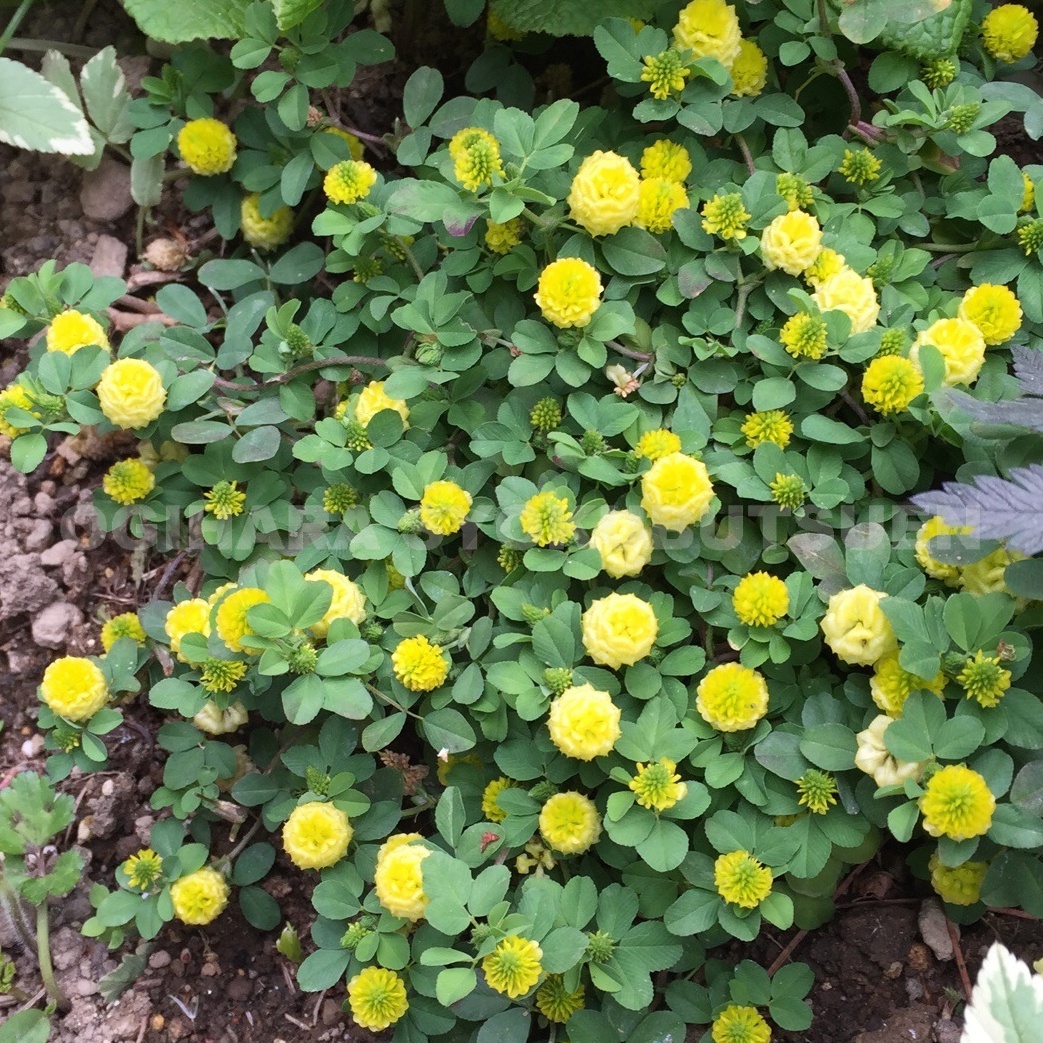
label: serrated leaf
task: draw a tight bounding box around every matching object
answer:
[122,0,251,41]
[273,0,323,30]
[963,943,1043,1043]
[490,0,660,36]
[80,47,133,142]
[0,58,93,155]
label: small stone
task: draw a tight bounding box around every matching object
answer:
[167,1017,186,1041]
[321,999,342,1026]
[20,734,44,758]
[89,233,129,279]
[151,1014,165,1032]
[71,977,98,997]
[25,519,53,551]
[200,961,221,977]
[226,977,252,1002]
[919,899,955,961]
[149,950,172,969]
[80,157,133,222]
[32,601,83,648]
[934,1017,962,1043]
[39,540,78,568]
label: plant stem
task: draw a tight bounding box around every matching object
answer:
[3,37,95,57]
[833,61,861,129]
[734,133,756,175]
[0,0,36,58]
[35,903,66,1011]
[397,239,425,282]
[211,354,391,392]
[920,241,982,253]
[220,817,262,866]
[606,339,652,363]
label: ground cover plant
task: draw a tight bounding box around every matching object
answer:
[2,0,1043,1040]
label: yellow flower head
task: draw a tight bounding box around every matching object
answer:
[911,317,986,387]
[374,834,431,920]
[589,509,654,578]
[640,140,692,183]
[0,384,37,438]
[449,127,505,193]
[581,592,658,670]
[920,764,996,841]
[641,49,691,99]
[733,572,790,627]
[392,634,449,691]
[240,193,293,251]
[567,150,641,237]
[928,852,988,906]
[804,247,846,287]
[870,652,945,716]
[629,758,687,811]
[536,974,585,1023]
[958,283,1023,345]
[1021,170,1036,213]
[539,791,602,854]
[696,662,770,732]
[170,867,230,925]
[635,428,682,460]
[820,584,897,666]
[712,1004,772,1043]
[199,658,248,694]
[100,612,146,652]
[759,210,823,275]
[641,452,715,531]
[485,217,523,254]
[192,699,248,735]
[215,587,270,653]
[177,118,236,175]
[355,380,410,428]
[306,568,366,638]
[730,39,768,97]
[420,480,472,536]
[956,649,1012,708]
[203,480,246,520]
[811,266,880,333]
[714,850,773,908]
[282,801,353,870]
[547,683,622,760]
[981,4,1038,62]
[102,458,155,505]
[674,0,743,69]
[520,489,576,546]
[96,358,166,429]
[482,935,543,998]
[838,147,882,185]
[123,848,164,891]
[780,312,829,359]
[741,410,793,449]
[855,715,925,787]
[961,546,1022,595]
[46,309,109,355]
[347,966,408,1031]
[534,257,604,329]
[861,355,925,415]
[481,777,518,822]
[40,656,108,721]
[636,177,689,234]
[323,159,378,204]
[701,192,751,240]
[770,472,806,511]
[776,171,814,212]
[915,515,972,585]
[1017,217,1043,255]
[165,598,210,662]
[796,769,838,814]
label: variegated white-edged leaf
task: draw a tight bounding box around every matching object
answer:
[0,57,93,155]
[962,944,1043,1043]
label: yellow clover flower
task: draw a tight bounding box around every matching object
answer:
[165,598,210,663]
[838,147,882,185]
[957,283,1023,345]
[861,356,924,415]
[636,177,689,234]
[374,834,431,920]
[192,700,248,735]
[589,510,654,578]
[449,127,505,193]
[920,765,996,841]
[961,546,1022,595]
[811,266,880,333]
[520,489,575,546]
[780,312,829,360]
[392,635,449,691]
[123,848,164,891]
[420,480,472,536]
[203,480,246,520]
[240,192,293,251]
[641,49,690,100]
[804,246,846,287]
[695,662,770,732]
[714,850,773,908]
[102,458,155,505]
[96,358,166,429]
[0,384,37,438]
[40,656,108,721]
[282,801,353,870]
[482,935,543,998]
[741,409,793,449]
[170,867,230,925]
[730,39,768,97]
[177,118,237,175]
[535,975,585,1023]
[640,452,715,531]
[712,1004,772,1043]
[733,572,789,627]
[759,209,823,276]
[915,515,972,586]
[640,140,692,183]
[628,758,687,811]
[347,967,408,1032]
[100,612,146,652]
[910,317,987,387]
[355,380,410,428]
[547,683,622,760]
[956,650,1012,708]
[539,791,602,854]
[701,192,751,240]
[534,257,604,329]
[306,568,366,637]
[855,715,925,788]
[581,592,658,670]
[323,159,378,204]
[1021,170,1036,212]
[46,309,109,354]
[777,171,814,212]
[673,0,743,70]
[215,587,271,653]
[481,777,518,823]
[566,150,641,237]
[928,852,988,906]
[485,217,523,254]
[981,4,1038,62]
[635,428,682,460]
[796,769,838,814]
[820,584,897,666]
[870,652,945,716]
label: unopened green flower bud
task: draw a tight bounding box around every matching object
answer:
[522,603,550,625]
[323,483,358,514]
[288,642,319,675]
[284,324,312,357]
[946,103,980,134]
[341,921,373,950]
[357,202,381,219]
[497,546,524,572]
[580,429,607,455]
[352,258,383,284]
[877,328,908,356]
[670,372,687,388]
[361,621,383,642]
[866,256,893,287]
[279,47,301,72]
[305,765,332,795]
[920,56,957,88]
[776,171,814,211]
[543,667,573,695]
[398,508,423,534]
[838,147,882,185]
[415,338,444,366]
[470,923,495,946]
[528,780,559,802]
[586,930,616,963]
[530,397,562,432]
[277,923,303,964]
[556,328,583,350]
[1017,218,1043,255]
[770,472,806,511]
[342,419,372,451]
[53,721,82,752]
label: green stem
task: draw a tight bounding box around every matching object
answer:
[3,37,95,57]
[734,134,756,175]
[217,817,262,868]
[35,903,66,1011]
[921,241,982,253]
[211,353,390,392]
[606,339,652,363]
[0,0,37,58]
[397,239,425,282]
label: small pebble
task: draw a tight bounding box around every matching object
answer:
[149,950,172,969]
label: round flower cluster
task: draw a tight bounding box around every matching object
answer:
[741,410,793,448]
[981,3,1038,62]
[870,652,944,716]
[958,282,1022,344]
[170,867,230,925]
[628,758,687,811]
[547,683,622,760]
[855,715,925,788]
[730,39,768,97]
[534,257,604,329]
[640,452,715,531]
[696,663,770,732]
[641,139,692,182]
[323,159,377,204]
[539,791,602,854]
[347,967,409,1031]
[780,312,828,360]
[485,218,523,254]
[712,1004,772,1043]
[520,489,576,545]
[240,193,294,251]
[811,267,880,333]
[100,612,146,652]
[102,458,155,505]
[714,850,773,908]
[701,192,751,241]
[354,380,409,428]
[759,210,822,275]
[306,568,366,637]
[46,309,109,354]
[419,480,472,536]
[820,585,897,666]
[215,587,270,653]
[0,384,37,438]
[40,656,108,721]
[589,510,653,578]
[481,777,517,822]
[673,0,742,69]
[97,359,166,429]
[177,118,237,175]
[928,852,988,906]
[374,834,431,920]
[732,572,789,627]
[482,935,543,998]
[282,801,353,870]
[920,765,996,841]
[641,48,690,100]
[910,317,987,387]
[567,150,641,237]
[449,127,505,193]
[636,176,689,234]
[861,356,924,415]
[392,635,449,691]
[581,592,658,669]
